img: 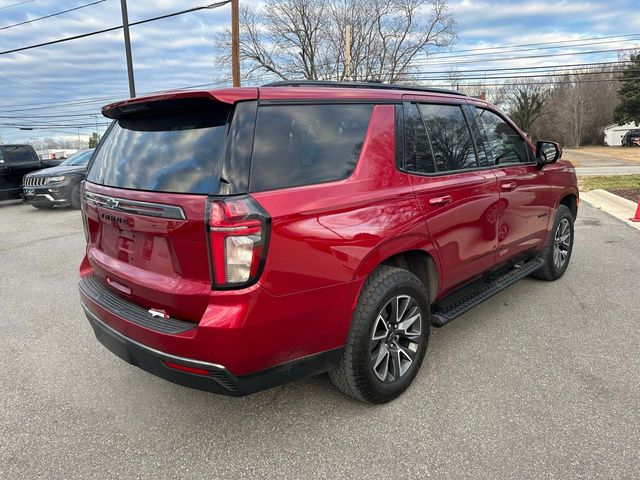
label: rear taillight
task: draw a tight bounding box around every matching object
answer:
[80,181,89,243]
[207,195,270,288]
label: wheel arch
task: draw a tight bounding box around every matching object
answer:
[353,238,441,306]
[558,191,578,219]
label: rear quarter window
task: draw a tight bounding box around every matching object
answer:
[249,103,373,192]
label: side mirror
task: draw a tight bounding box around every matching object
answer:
[536,140,562,167]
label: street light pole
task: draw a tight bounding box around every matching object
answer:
[231,0,240,87]
[120,0,136,97]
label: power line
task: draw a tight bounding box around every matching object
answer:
[0,0,107,31]
[424,32,640,56]
[418,36,640,61]
[409,70,628,82]
[0,0,37,11]
[0,1,231,56]
[421,76,640,88]
[0,125,112,129]
[402,60,633,76]
[0,75,231,111]
[0,78,231,112]
[0,112,110,118]
[408,47,640,67]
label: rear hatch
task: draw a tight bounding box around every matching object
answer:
[83,95,247,322]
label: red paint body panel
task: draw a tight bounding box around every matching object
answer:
[80,85,579,380]
[493,164,554,264]
[408,169,500,297]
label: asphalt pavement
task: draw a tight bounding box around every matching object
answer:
[563,149,639,167]
[1,201,639,479]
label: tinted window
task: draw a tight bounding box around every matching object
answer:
[465,106,492,168]
[87,107,229,194]
[1,146,36,165]
[404,103,436,174]
[61,149,94,167]
[417,104,477,172]
[250,104,373,192]
[475,109,530,165]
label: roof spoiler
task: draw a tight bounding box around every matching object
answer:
[102,88,258,119]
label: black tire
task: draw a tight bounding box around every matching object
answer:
[70,183,81,210]
[329,265,430,403]
[531,204,574,281]
[33,204,54,210]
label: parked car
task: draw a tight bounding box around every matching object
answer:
[0,144,43,200]
[36,149,80,167]
[23,149,94,209]
[79,81,578,403]
[621,129,640,147]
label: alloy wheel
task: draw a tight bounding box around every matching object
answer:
[369,295,422,383]
[553,218,571,269]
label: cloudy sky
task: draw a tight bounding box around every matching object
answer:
[0,0,639,144]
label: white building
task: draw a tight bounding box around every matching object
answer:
[602,122,640,146]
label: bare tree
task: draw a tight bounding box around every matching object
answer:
[534,65,620,147]
[216,0,457,83]
[459,83,509,108]
[508,85,547,133]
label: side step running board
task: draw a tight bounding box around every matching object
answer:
[431,257,544,327]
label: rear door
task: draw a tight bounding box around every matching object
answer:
[400,100,500,294]
[83,97,246,322]
[468,106,553,264]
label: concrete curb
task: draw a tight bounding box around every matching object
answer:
[580,189,640,230]
[575,166,640,176]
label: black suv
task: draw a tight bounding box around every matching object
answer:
[622,129,640,147]
[0,144,43,201]
[23,149,94,209]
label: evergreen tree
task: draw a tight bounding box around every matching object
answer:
[614,54,640,125]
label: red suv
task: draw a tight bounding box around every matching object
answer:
[79,81,578,403]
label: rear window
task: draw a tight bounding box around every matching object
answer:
[87,106,229,194]
[249,104,373,192]
[1,146,36,165]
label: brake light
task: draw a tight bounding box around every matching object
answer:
[208,196,270,288]
[80,181,89,243]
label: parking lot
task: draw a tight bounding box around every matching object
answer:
[1,200,639,479]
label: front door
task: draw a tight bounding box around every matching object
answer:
[469,106,553,263]
[401,101,500,295]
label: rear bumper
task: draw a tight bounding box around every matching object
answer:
[80,274,344,395]
[84,303,342,396]
[83,304,242,395]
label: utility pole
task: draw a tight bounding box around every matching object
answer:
[231,0,240,87]
[120,0,136,97]
[345,24,351,82]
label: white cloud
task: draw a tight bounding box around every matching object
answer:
[0,0,638,143]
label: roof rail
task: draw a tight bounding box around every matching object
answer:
[262,80,466,97]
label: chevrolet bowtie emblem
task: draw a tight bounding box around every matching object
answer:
[105,197,119,209]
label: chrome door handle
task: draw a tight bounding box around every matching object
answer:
[428,195,453,206]
[501,182,517,192]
